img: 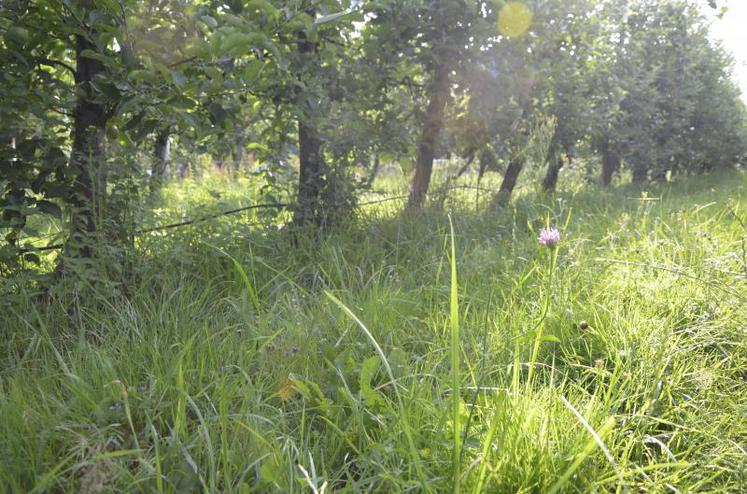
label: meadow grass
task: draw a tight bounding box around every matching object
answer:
[1,169,746,492]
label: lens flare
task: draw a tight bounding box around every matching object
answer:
[498,2,533,37]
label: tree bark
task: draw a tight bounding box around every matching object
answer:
[493,158,524,208]
[631,165,647,184]
[150,127,170,193]
[599,138,620,187]
[293,7,328,226]
[455,150,476,179]
[294,112,327,225]
[232,134,245,175]
[365,155,381,188]
[541,153,566,193]
[407,62,450,210]
[63,22,108,260]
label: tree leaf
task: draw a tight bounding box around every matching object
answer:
[80,49,117,67]
[359,356,385,409]
[127,69,160,84]
[35,200,62,219]
[171,70,186,89]
[201,15,218,29]
[167,95,197,110]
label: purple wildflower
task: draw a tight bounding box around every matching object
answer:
[538,228,561,247]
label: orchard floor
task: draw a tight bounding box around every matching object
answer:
[2,169,746,492]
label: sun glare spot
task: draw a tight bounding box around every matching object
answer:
[498,2,533,38]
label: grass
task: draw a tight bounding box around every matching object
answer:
[1,168,746,492]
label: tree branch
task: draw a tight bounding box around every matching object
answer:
[36,57,76,75]
[168,56,198,68]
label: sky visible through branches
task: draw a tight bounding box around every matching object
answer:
[706,0,747,100]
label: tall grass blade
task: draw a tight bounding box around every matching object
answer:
[448,214,462,494]
[324,291,429,491]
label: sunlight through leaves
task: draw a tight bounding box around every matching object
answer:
[498,2,533,37]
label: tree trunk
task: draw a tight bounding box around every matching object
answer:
[632,165,647,184]
[599,138,620,187]
[232,134,245,175]
[541,153,565,192]
[63,23,108,261]
[455,150,476,179]
[477,147,495,182]
[365,155,381,188]
[493,158,524,208]
[293,7,328,226]
[407,61,450,210]
[294,114,326,225]
[150,128,170,193]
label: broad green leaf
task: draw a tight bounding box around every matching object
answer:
[79,49,116,67]
[218,32,267,57]
[200,15,218,29]
[259,460,281,485]
[359,355,385,409]
[242,60,264,83]
[167,95,197,110]
[5,26,29,46]
[245,0,280,19]
[127,69,160,84]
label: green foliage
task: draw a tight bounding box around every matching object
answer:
[0,1,75,263]
[592,0,747,182]
[3,0,747,272]
[2,0,747,489]
[615,2,734,178]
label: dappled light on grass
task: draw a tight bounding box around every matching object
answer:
[1,170,746,491]
[3,0,747,489]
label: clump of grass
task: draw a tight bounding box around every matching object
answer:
[1,169,746,492]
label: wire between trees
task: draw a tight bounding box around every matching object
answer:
[14,187,494,255]
[15,195,415,255]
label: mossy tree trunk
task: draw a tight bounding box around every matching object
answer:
[294,7,328,226]
[63,17,109,261]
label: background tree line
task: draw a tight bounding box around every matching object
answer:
[2,0,746,277]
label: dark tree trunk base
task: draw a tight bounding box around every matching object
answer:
[600,139,621,187]
[632,167,648,184]
[365,155,381,188]
[493,159,524,208]
[541,154,566,193]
